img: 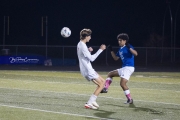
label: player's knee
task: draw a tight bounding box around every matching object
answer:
[95,77,105,87]
[108,72,113,77]
[120,81,126,88]
[120,85,126,91]
[97,82,104,88]
[101,79,105,85]
[120,82,124,88]
[100,79,105,87]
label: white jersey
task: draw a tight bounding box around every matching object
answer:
[77,41,103,80]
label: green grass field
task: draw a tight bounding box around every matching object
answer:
[0,70,180,120]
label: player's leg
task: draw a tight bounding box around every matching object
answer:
[92,75,105,95]
[101,70,119,93]
[85,73,105,109]
[120,78,133,104]
[119,67,134,104]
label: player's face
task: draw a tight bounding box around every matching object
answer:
[118,39,126,47]
[86,36,91,42]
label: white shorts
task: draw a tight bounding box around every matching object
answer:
[117,66,135,80]
[83,70,99,81]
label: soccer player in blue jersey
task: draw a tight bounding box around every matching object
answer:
[101,33,138,104]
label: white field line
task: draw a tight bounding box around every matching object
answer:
[1,70,180,79]
[133,81,180,85]
[0,70,80,73]
[0,87,180,106]
[0,104,114,120]
[47,79,180,85]
[0,74,83,79]
[0,78,180,93]
[0,78,89,85]
[1,74,180,85]
[1,77,180,85]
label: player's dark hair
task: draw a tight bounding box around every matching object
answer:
[80,29,92,40]
[117,33,129,42]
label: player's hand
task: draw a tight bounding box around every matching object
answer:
[100,44,106,50]
[88,47,93,52]
[107,45,113,51]
[126,43,131,49]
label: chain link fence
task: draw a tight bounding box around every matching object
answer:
[0,45,180,67]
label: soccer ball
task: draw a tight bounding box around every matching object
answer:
[61,27,71,38]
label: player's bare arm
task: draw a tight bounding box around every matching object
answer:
[110,51,119,61]
[129,48,138,56]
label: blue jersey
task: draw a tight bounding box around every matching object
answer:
[116,45,135,67]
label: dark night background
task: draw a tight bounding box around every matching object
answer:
[0,0,180,47]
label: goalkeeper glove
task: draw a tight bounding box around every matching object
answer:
[107,45,113,51]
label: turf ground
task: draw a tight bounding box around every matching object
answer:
[0,70,180,120]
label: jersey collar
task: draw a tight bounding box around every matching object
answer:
[121,45,126,49]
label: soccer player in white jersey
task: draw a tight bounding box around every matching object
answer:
[101,33,138,104]
[77,28,106,109]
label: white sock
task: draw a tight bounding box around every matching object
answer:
[124,90,130,95]
[87,94,97,104]
[124,89,132,100]
[106,77,112,81]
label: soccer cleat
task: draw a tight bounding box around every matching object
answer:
[92,101,99,108]
[124,99,133,104]
[84,103,98,109]
[100,88,108,93]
